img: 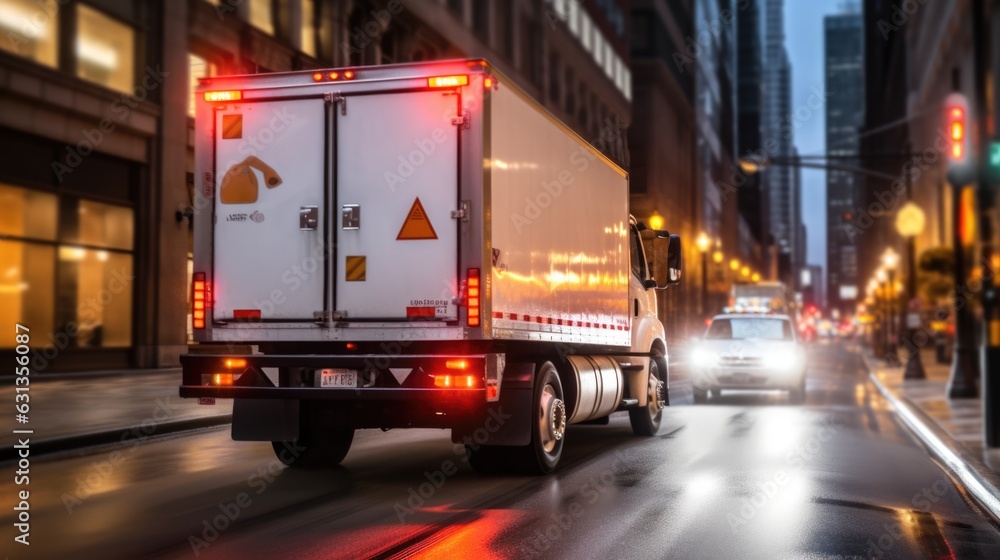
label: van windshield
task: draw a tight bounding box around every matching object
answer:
[705,318,793,340]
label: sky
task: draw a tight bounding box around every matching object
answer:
[784,0,854,271]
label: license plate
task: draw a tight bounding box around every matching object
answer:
[319,368,357,388]
[732,372,752,383]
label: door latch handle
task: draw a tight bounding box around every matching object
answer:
[300,206,318,230]
[342,204,360,229]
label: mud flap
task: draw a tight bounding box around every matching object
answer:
[232,398,299,441]
[451,362,534,446]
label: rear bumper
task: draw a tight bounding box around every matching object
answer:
[179,385,483,401]
[179,353,489,427]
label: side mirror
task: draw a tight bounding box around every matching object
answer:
[664,234,682,287]
[650,232,682,289]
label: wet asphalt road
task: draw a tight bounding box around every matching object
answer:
[5,341,1000,559]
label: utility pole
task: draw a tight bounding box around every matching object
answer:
[975,0,1000,445]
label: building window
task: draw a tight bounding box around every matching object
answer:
[76,4,135,94]
[549,52,561,105]
[250,0,274,35]
[0,0,59,68]
[189,54,216,117]
[301,0,317,57]
[472,0,488,41]
[496,2,513,60]
[0,183,134,350]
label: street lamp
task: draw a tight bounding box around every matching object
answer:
[713,250,724,264]
[896,201,926,379]
[751,272,761,283]
[877,269,889,357]
[882,248,900,358]
[648,212,665,231]
[696,232,711,317]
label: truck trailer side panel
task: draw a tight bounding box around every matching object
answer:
[487,83,630,347]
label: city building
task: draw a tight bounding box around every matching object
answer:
[760,0,799,286]
[824,10,863,314]
[0,0,631,371]
[858,0,908,303]
[735,0,771,274]
[629,0,702,341]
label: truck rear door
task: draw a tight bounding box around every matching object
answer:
[213,99,327,320]
[334,91,460,320]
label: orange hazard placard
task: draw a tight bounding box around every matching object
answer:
[396,198,438,240]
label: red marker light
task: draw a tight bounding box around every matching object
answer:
[328,71,339,80]
[344,70,355,79]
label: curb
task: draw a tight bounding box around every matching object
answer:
[1,414,232,462]
[864,362,1000,524]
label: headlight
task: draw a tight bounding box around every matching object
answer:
[691,347,717,368]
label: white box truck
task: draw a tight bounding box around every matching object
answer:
[181,60,683,473]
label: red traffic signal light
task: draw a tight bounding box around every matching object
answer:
[944,93,974,185]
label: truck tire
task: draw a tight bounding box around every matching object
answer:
[272,403,354,468]
[629,358,665,436]
[509,361,566,474]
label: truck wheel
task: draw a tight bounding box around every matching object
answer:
[510,362,565,474]
[272,403,354,468]
[629,358,665,436]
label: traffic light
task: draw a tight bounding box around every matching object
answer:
[945,93,974,186]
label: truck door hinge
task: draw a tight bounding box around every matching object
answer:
[451,107,469,129]
[451,201,470,222]
[325,92,346,115]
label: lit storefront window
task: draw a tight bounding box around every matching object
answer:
[189,54,217,117]
[250,0,274,35]
[301,0,316,56]
[0,183,134,350]
[76,4,135,94]
[0,0,58,68]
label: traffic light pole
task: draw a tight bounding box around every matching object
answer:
[976,0,1000,446]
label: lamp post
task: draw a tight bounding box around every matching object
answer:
[896,201,927,379]
[867,280,880,354]
[877,269,889,358]
[696,232,711,317]
[882,248,900,359]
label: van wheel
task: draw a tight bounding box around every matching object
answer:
[272,402,354,468]
[629,357,665,436]
[510,361,565,474]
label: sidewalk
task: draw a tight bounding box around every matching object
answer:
[863,347,1000,522]
[1,369,232,460]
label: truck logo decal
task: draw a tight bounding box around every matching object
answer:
[396,197,438,240]
[220,156,283,204]
[250,211,265,223]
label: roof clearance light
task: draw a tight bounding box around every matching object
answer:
[204,90,242,102]
[343,70,355,80]
[428,75,469,88]
[312,72,323,82]
[328,71,339,81]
